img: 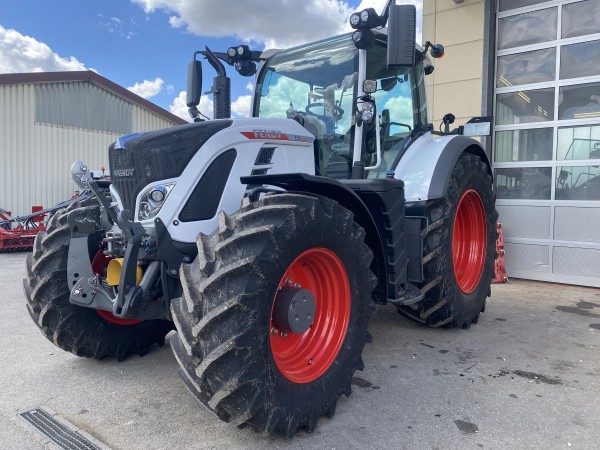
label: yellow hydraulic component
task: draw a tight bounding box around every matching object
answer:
[106,258,143,286]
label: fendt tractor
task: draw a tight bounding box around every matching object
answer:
[24,2,497,437]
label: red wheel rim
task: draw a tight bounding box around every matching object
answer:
[91,250,143,326]
[452,189,487,294]
[270,248,350,383]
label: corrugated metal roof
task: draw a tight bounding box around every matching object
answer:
[0,71,187,125]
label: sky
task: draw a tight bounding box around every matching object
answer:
[1,0,422,122]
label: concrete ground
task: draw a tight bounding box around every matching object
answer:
[1,251,599,450]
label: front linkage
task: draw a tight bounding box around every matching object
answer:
[66,181,191,322]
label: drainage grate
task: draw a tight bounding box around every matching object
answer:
[18,408,105,450]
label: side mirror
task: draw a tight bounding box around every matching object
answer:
[387,4,416,69]
[186,60,202,108]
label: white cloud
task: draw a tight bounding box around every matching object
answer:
[127,77,164,98]
[0,25,88,73]
[134,0,351,48]
[97,14,138,39]
[169,90,214,122]
[133,0,422,48]
[231,95,252,117]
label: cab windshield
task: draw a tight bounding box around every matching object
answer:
[255,35,358,177]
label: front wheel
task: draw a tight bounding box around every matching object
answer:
[170,193,376,437]
[398,152,498,328]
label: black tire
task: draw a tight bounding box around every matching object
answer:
[170,193,376,437]
[398,152,498,328]
[23,199,174,361]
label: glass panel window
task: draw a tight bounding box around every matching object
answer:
[559,82,600,120]
[497,48,555,87]
[558,125,600,160]
[495,128,553,162]
[560,40,600,80]
[556,165,600,200]
[499,0,548,12]
[496,88,554,125]
[256,36,358,179]
[562,0,600,39]
[495,167,552,199]
[498,8,557,50]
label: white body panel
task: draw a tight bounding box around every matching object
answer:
[132,118,315,243]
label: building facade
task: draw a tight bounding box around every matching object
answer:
[425,0,600,287]
[0,71,186,216]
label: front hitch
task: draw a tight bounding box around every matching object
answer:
[67,182,167,320]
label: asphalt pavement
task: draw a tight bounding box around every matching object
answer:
[1,251,599,449]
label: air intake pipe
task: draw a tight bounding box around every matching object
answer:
[204,46,231,119]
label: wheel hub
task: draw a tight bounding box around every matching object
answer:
[272,287,316,334]
[269,247,350,384]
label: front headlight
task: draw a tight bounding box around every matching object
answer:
[138,183,175,221]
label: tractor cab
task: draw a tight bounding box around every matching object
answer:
[254,33,430,180]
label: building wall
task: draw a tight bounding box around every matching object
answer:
[423,0,486,129]
[133,104,178,131]
[0,82,179,216]
[425,0,600,287]
[492,0,600,287]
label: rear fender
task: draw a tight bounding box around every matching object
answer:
[396,133,492,283]
[394,132,491,202]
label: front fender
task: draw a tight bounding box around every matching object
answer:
[240,173,390,303]
[394,132,491,202]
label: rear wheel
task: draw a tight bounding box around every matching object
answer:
[398,152,497,328]
[170,193,376,437]
[23,200,174,360]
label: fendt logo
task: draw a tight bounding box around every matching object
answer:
[113,168,135,177]
[240,130,313,143]
[249,129,282,139]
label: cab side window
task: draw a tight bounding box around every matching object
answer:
[366,44,417,177]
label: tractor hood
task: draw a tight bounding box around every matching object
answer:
[109,120,233,219]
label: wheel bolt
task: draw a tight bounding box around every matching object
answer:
[294,282,301,288]
[281,331,288,338]
[285,278,292,285]
[308,359,312,365]
[271,327,278,334]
